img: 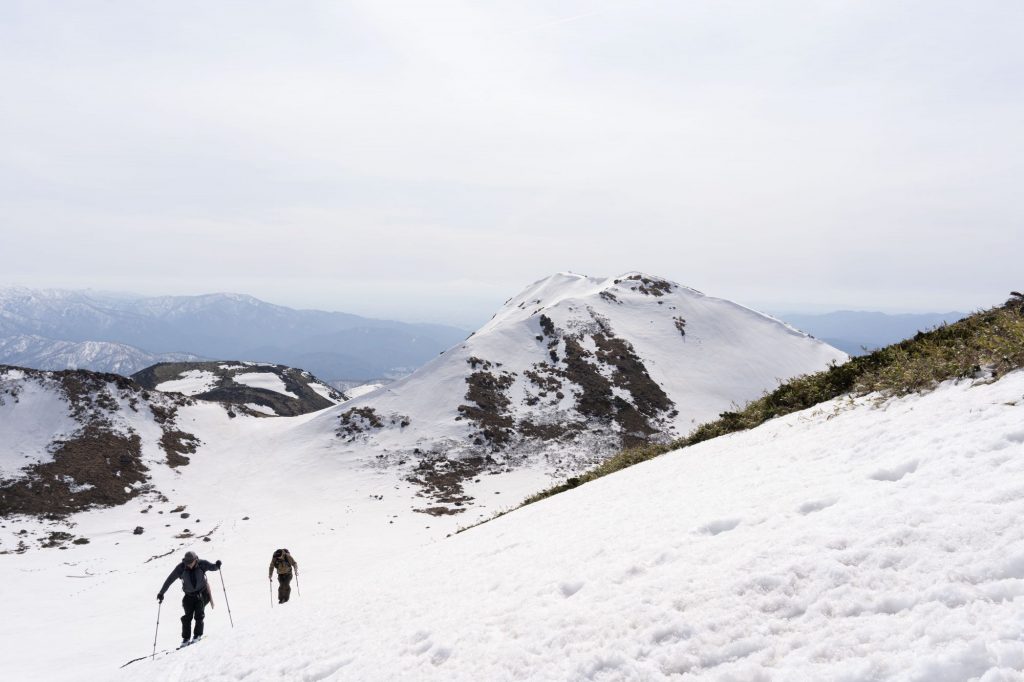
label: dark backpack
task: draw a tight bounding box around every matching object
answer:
[272,548,293,574]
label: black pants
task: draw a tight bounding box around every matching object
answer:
[181,592,205,640]
[277,573,292,603]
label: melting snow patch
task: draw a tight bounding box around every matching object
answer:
[243,403,277,416]
[232,372,298,398]
[345,383,385,400]
[60,476,95,494]
[308,382,339,402]
[155,369,218,395]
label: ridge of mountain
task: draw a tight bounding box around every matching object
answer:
[132,361,346,417]
[0,287,470,381]
[0,334,201,375]
[777,310,968,356]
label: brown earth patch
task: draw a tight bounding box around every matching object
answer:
[337,406,410,441]
[408,455,493,511]
[0,425,148,517]
[622,274,674,297]
[458,368,516,447]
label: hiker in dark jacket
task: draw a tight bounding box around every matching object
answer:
[157,550,221,645]
[268,548,298,603]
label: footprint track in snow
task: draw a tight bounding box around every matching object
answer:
[797,497,838,515]
[560,580,584,597]
[869,459,919,482]
[697,517,741,535]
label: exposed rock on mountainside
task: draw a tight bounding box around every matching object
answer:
[133,361,345,417]
[0,366,197,519]
[319,272,847,512]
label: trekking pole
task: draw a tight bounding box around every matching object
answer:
[219,570,234,628]
[269,578,274,607]
[152,601,162,660]
[296,571,301,598]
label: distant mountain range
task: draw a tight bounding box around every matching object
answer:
[0,286,967,380]
[0,334,200,375]
[0,287,469,380]
[776,311,967,356]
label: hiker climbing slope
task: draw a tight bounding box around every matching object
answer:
[269,548,298,603]
[157,550,222,646]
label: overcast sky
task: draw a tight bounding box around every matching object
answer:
[2,1,1021,327]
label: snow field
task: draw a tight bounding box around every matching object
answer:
[232,372,299,399]
[132,372,1024,681]
[155,369,219,396]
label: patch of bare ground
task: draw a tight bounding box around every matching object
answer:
[517,419,586,441]
[551,325,675,449]
[150,404,201,466]
[408,455,494,513]
[674,316,687,337]
[0,366,201,526]
[337,406,410,441]
[618,274,675,297]
[457,357,517,447]
[0,425,148,516]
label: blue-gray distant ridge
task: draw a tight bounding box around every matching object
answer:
[0,287,470,381]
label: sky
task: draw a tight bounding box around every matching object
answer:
[1,1,1021,328]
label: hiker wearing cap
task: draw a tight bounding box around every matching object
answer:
[268,549,298,603]
[157,550,222,646]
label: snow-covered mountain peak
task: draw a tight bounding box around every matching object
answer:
[485,271,684,333]
[318,272,846,513]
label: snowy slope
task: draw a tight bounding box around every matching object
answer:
[316,272,845,508]
[2,363,1022,679]
[117,369,1024,682]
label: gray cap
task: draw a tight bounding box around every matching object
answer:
[182,551,198,563]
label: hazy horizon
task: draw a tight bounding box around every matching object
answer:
[0,279,978,330]
[3,2,1021,327]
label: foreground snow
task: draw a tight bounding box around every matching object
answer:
[115,371,1024,681]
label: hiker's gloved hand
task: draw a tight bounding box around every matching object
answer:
[215,559,222,568]
[157,593,164,603]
